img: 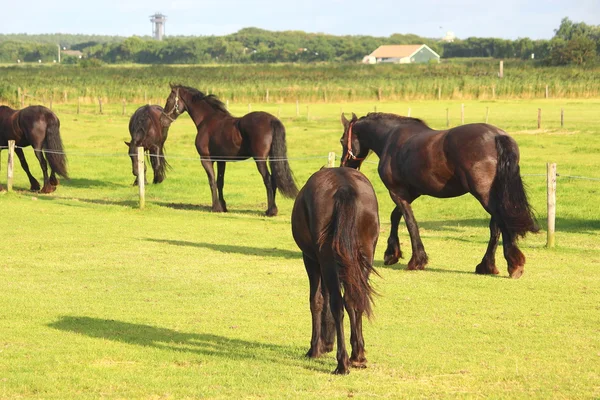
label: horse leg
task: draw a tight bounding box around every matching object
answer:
[32,147,54,193]
[475,217,501,275]
[303,254,325,358]
[391,192,428,270]
[320,283,335,353]
[500,228,526,279]
[345,300,367,368]
[49,170,59,186]
[384,206,404,265]
[14,147,40,191]
[216,161,228,212]
[200,159,224,212]
[149,146,162,184]
[323,265,349,374]
[255,159,277,217]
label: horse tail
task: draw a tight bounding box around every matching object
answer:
[44,114,69,179]
[492,135,539,239]
[153,141,171,184]
[269,119,298,198]
[317,186,376,319]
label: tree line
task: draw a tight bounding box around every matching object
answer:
[0,18,597,66]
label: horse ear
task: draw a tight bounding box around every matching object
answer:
[351,112,358,122]
[341,113,349,128]
[124,141,130,146]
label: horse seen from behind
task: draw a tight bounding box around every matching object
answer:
[161,84,298,216]
[125,105,171,185]
[292,167,379,374]
[0,105,68,193]
[340,112,538,279]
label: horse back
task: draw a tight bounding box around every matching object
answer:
[292,168,379,258]
[129,105,165,147]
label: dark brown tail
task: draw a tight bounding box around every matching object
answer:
[317,186,376,318]
[492,135,538,239]
[269,119,298,198]
[44,116,68,179]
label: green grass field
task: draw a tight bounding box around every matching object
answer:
[1,99,599,399]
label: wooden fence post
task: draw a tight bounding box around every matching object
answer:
[499,60,504,78]
[266,89,269,103]
[7,140,15,192]
[328,152,336,168]
[407,107,411,117]
[98,97,103,114]
[248,103,252,113]
[545,84,549,99]
[446,108,450,127]
[546,162,557,248]
[226,99,229,110]
[485,107,490,123]
[537,108,542,129]
[137,147,145,209]
[560,108,564,128]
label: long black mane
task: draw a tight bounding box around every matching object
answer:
[362,112,430,128]
[170,84,230,115]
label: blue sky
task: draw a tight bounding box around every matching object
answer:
[2,0,599,40]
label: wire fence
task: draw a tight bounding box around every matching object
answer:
[2,144,599,182]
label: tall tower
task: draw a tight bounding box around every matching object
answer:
[150,12,167,41]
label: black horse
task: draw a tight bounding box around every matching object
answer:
[340,112,538,279]
[0,105,68,193]
[292,167,379,374]
[161,84,298,216]
[125,105,170,185]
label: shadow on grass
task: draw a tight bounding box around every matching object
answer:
[418,217,600,235]
[145,238,301,260]
[48,316,330,372]
[155,201,265,216]
[375,260,482,276]
[60,178,129,189]
[36,195,138,208]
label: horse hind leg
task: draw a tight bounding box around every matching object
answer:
[216,161,227,212]
[33,148,54,193]
[255,159,277,216]
[475,217,501,275]
[14,147,41,191]
[500,228,526,279]
[384,206,404,265]
[303,254,326,358]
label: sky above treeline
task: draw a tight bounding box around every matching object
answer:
[2,0,599,40]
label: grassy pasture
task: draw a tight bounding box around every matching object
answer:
[1,99,599,399]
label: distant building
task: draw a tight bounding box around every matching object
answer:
[363,44,440,64]
[150,12,167,41]
[61,50,83,58]
[442,31,456,43]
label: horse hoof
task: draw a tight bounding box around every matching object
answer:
[40,185,56,194]
[384,254,399,265]
[265,209,278,217]
[350,357,367,368]
[475,262,499,275]
[30,184,41,191]
[509,267,524,279]
[333,366,350,375]
[305,348,321,359]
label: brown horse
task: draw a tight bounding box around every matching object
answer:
[125,105,171,185]
[161,84,298,216]
[292,167,379,374]
[0,105,68,193]
[340,112,538,279]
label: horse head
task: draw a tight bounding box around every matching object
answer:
[160,86,186,126]
[340,113,369,169]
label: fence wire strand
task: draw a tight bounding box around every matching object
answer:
[2,144,599,182]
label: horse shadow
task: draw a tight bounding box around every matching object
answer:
[47,316,329,372]
[145,238,301,260]
[61,178,129,189]
[155,202,265,217]
[419,217,600,235]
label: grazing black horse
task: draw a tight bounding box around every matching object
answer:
[340,112,538,279]
[161,84,298,216]
[292,167,379,374]
[0,105,68,193]
[125,105,171,185]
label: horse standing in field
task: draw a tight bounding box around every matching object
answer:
[0,105,68,193]
[125,105,171,185]
[160,84,298,216]
[340,112,538,279]
[292,167,379,375]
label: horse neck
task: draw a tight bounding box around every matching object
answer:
[356,121,392,157]
[184,95,225,125]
